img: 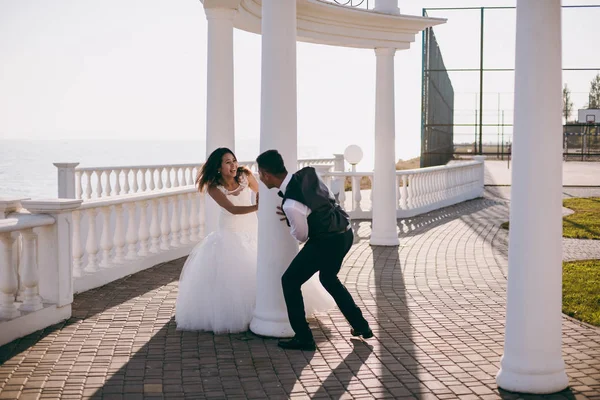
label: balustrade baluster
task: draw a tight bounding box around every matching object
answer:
[179,195,190,244]
[189,193,200,241]
[113,205,126,264]
[149,169,156,191]
[105,171,112,197]
[140,169,148,192]
[157,168,164,190]
[401,175,408,210]
[132,169,139,193]
[0,233,20,319]
[85,171,93,199]
[114,169,122,196]
[396,175,402,209]
[165,168,173,189]
[123,169,131,194]
[19,229,43,312]
[173,168,180,188]
[149,199,161,253]
[169,196,180,247]
[99,207,113,268]
[352,176,362,212]
[72,210,84,277]
[125,203,138,260]
[338,177,346,210]
[95,172,103,199]
[84,209,99,273]
[160,198,170,250]
[76,171,83,199]
[138,201,150,257]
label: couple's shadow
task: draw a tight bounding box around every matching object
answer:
[310,338,374,399]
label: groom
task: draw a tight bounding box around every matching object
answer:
[256,149,373,350]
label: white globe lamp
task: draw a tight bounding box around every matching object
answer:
[344,145,363,172]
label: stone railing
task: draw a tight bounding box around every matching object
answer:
[320,158,485,219]
[71,187,205,294]
[1,156,484,346]
[55,157,342,201]
[0,187,206,346]
[0,198,82,346]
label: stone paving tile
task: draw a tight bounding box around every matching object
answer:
[1,194,600,399]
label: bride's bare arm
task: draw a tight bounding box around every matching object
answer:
[207,186,258,215]
[241,167,260,193]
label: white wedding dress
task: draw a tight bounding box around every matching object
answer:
[175,175,335,333]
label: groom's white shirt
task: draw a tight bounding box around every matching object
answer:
[280,173,312,243]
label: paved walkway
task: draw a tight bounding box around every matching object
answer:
[1,194,600,399]
[479,160,600,186]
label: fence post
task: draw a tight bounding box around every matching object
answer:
[53,163,80,199]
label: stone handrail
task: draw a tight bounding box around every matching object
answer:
[0,198,82,347]
[1,157,485,346]
[319,159,485,219]
[70,187,205,294]
[55,156,342,201]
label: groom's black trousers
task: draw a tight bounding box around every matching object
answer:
[281,228,369,340]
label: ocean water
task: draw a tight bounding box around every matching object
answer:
[0,139,327,199]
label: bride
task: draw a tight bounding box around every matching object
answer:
[175,147,335,333]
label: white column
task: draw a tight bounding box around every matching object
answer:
[250,0,298,338]
[374,0,400,14]
[370,48,399,246]
[204,7,237,234]
[496,0,568,394]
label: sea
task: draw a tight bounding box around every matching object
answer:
[0,139,344,199]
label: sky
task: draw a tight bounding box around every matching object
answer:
[1,0,599,167]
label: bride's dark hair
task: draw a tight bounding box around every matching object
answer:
[196,147,246,192]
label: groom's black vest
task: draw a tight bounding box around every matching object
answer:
[282,167,350,239]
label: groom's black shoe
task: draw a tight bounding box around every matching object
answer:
[351,327,374,339]
[278,336,316,351]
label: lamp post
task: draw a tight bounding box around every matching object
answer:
[344,145,363,212]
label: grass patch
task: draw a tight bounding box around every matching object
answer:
[563,259,600,327]
[501,197,600,240]
[562,198,600,240]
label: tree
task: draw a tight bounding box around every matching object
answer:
[587,73,600,109]
[563,84,574,123]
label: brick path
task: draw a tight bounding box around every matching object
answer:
[1,195,600,399]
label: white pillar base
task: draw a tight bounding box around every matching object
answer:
[250,312,294,338]
[496,364,568,395]
[369,232,400,247]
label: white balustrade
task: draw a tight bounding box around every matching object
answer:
[70,187,204,293]
[319,160,484,220]
[57,158,337,201]
[0,199,81,346]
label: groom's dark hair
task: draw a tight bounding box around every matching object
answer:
[256,149,288,176]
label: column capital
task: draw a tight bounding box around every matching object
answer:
[204,7,237,21]
[374,47,396,57]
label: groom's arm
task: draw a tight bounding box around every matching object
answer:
[282,200,310,243]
